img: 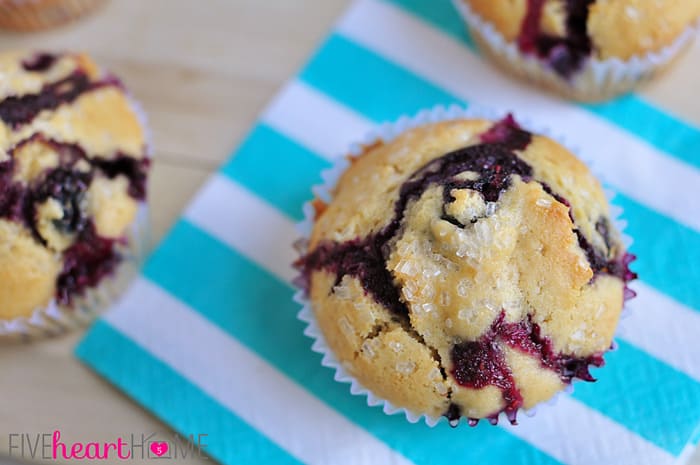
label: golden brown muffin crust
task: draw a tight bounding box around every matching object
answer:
[467,0,529,41]
[588,0,700,60]
[0,220,60,320]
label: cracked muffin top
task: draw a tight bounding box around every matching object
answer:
[0,51,149,321]
[295,115,636,425]
[465,0,700,77]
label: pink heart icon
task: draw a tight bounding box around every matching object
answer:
[150,441,169,457]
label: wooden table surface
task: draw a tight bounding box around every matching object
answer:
[0,2,698,464]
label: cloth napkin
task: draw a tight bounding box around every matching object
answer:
[76,1,700,464]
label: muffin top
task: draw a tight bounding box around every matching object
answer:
[296,116,636,424]
[465,0,700,76]
[0,51,149,320]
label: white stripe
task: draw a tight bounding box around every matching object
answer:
[618,283,700,382]
[104,278,413,465]
[184,175,297,283]
[260,65,700,386]
[336,0,700,234]
[506,395,675,465]
[263,80,373,159]
[263,79,373,163]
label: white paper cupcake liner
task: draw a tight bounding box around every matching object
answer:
[293,104,636,426]
[453,0,699,102]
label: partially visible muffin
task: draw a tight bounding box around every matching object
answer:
[0,50,149,322]
[457,0,700,101]
[295,115,636,424]
[0,0,107,31]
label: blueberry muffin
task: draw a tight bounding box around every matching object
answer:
[456,0,700,101]
[295,115,636,424]
[0,51,149,324]
[0,0,107,31]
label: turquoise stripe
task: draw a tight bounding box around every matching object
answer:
[300,35,463,122]
[221,124,330,221]
[584,96,700,171]
[385,0,700,170]
[616,195,700,311]
[76,321,301,465]
[300,33,700,314]
[382,0,474,47]
[142,219,562,465]
[573,340,700,455]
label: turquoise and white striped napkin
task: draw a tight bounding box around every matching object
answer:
[76,1,700,464]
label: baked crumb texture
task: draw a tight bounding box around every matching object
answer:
[296,116,636,425]
[466,0,700,77]
[0,51,149,320]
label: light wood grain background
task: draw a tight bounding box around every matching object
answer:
[0,1,698,464]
